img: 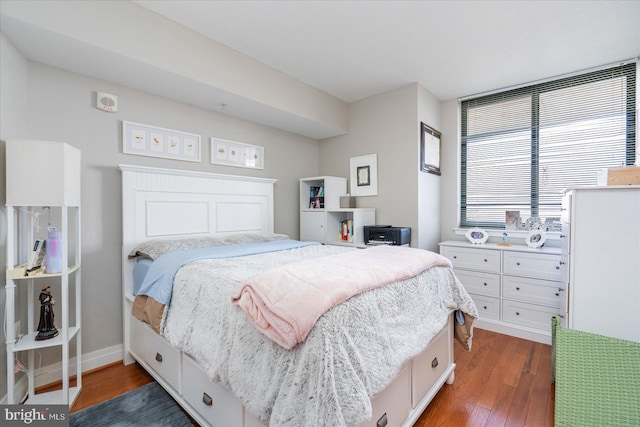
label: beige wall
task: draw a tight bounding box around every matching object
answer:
[319,83,442,251]
[0,33,29,400]
[439,99,462,243]
[0,42,321,384]
[1,24,447,396]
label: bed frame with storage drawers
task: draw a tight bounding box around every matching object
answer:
[121,164,456,427]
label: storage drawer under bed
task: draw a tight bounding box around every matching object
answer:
[411,318,452,407]
[358,363,412,427]
[142,322,182,393]
[182,355,244,427]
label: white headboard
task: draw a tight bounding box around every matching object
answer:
[120,164,276,247]
[120,164,277,362]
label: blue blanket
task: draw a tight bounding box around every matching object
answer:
[136,239,319,305]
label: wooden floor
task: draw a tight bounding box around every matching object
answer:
[58,328,554,426]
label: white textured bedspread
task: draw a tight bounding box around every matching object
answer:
[161,244,477,427]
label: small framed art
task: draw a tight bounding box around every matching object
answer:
[349,154,378,196]
[210,137,264,169]
[420,122,442,176]
[465,228,489,244]
[122,121,201,162]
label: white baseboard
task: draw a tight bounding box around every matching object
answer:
[1,344,123,404]
[0,374,29,405]
[34,343,123,388]
[474,319,552,345]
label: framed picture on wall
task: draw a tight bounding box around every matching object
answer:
[349,153,378,196]
[122,121,201,162]
[420,122,442,175]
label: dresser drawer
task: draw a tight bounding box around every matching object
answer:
[182,355,244,427]
[359,363,411,427]
[502,301,562,332]
[454,270,500,297]
[503,251,561,281]
[144,327,182,393]
[441,246,501,273]
[503,276,563,308]
[411,319,452,408]
[469,294,500,321]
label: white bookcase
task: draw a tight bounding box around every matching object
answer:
[300,176,375,247]
[4,139,82,406]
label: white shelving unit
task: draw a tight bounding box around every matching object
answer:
[299,176,375,248]
[4,139,82,406]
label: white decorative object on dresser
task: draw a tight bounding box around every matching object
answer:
[560,186,640,342]
[299,176,375,247]
[439,241,563,344]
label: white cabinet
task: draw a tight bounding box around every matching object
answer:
[440,241,563,344]
[300,211,326,243]
[561,186,640,342]
[300,176,375,247]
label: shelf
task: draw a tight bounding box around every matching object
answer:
[7,265,80,281]
[13,327,80,352]
[26,386,81,406]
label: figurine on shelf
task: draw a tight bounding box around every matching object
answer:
[36,285,59,341]
[498,232,512,246]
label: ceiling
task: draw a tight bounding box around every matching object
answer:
[133,0,640,102]
[2,1,639,139]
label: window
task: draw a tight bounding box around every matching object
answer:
[461,62,636,228]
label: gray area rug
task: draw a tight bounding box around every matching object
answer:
[69,382,193,426]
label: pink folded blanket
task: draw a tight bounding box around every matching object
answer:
[231,245,452,349]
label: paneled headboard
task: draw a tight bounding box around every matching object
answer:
[119,164,277,363]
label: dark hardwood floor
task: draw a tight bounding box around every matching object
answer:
[51,328,554,426]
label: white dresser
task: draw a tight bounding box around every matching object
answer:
[439,241,563,344]
[560,186,640,342]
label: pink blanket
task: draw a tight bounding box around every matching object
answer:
[231,245,452,349]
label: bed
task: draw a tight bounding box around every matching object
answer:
[120,164,477,427]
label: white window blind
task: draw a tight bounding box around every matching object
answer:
[461,62,636,228]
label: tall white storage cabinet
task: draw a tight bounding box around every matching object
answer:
[4,139,82,405]
[561,186,640,342]
[299,176,375,247]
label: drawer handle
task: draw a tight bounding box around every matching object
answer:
[453,256,457,259]
[377,412,388,427]
[431,357,439,368]
[484,259,488,262]
[556,266,560,270]
[155,353,163,363]
[516,262,521,266]
[516,287,520,291]
[516,312,520,316]
[202,392,213,406]
[559,261,566,265]
[560,234,566,238]
[483,282,488,286]
[483,306,488,310]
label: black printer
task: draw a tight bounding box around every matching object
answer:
[364,225,411,246]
